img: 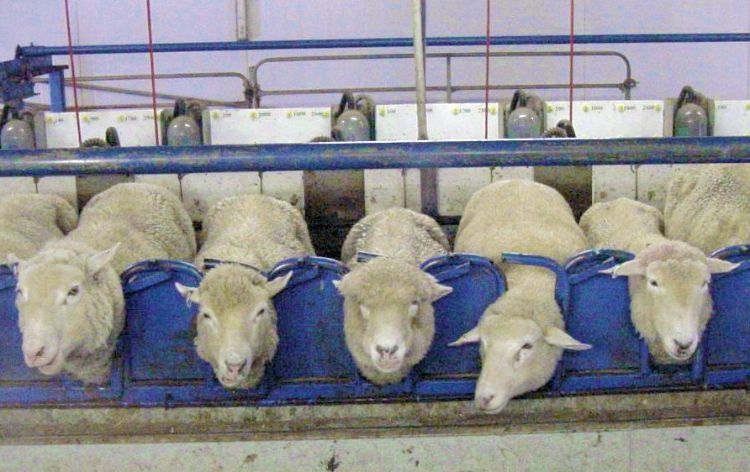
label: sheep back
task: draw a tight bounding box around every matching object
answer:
[665,164,750,253]
[65,183,196,273]
[0,193,78,261]
[196,194,314,270]
[341,208,450,268]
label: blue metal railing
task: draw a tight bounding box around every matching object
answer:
[18,33,750,57]
[0,137,748,176]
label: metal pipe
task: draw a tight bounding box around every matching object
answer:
[1,137,750,176]
[412,0,428,140]
[251,50,633,103]
[19,33,750,57]
[445,55,452,102]
[34,78,243,107]
[258,82,626,96]
[54,71,252,90]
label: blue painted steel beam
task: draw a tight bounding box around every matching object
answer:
[47,70,66,112]
[18,33,750,57]
[0,137,750,176]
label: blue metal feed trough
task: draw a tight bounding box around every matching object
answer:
[705,245,750,389]
[0,254,505,407]
[2,246,749,407]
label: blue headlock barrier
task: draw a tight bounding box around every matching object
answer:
[2,245,750,408]
[0,253,504,407]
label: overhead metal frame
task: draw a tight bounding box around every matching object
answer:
[249,50,634,106]
[1,32,749,175]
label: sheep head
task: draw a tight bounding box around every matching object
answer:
[334,258,452,376]
[175,264,290,389]
[450,300,590,414]
[13,243,120,378]
[602,241,738,361]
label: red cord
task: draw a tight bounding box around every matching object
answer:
[484,0,491,139]
[63,0,82,146]
[568,0,575,123]
[145,0,159,144]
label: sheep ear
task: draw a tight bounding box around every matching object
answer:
[427,283,453,302]
[600,260,644,277]
[544,327,592,351]
[174,282,200,304]
[7,253,21,277]
[449,326,480,346]
[266,271,293,297]
[86,243,120,276]
[706,258,740,274]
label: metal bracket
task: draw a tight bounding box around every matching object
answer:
[1,48,66,106]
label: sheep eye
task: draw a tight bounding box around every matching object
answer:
[67,286,80,297]
[201,312,211,320]
[648,279,659,288]
[521,343,533,350]
[256,307,266,317]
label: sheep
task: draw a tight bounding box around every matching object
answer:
[664,164,750,254]
[13,183,196,384]
[334,208,453,385]
[175,194,314,389]
[580,197,738,364]
[450,180,591,414]
[0,193,77,263]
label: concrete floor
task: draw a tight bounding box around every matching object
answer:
[2,424,750,471]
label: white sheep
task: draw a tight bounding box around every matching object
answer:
[580,197,738,364]
[334,208,453,385]
[451,180,591,414]
[175,194,314,389]
[0,193,77,263]
[664,164,750,254]
[14,183,196,384]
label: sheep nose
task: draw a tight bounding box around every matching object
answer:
[674,339,693,351]
[225,359,248,375]
[23,344,47,365]
[376,344,399,357]
[478,395,495,409]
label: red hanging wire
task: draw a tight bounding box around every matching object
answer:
[484,0,491,139]
[568,0,575,123]
[63,0,82,147]
[145,0,159,144]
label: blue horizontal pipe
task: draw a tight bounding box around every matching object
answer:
[0,137,750,176]
[18,33,750,57]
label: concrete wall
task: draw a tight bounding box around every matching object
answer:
[1,1,749,109]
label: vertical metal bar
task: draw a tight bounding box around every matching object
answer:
[413,0,436,215]
[445,55,452,102]
[412,0,428,140]
[48,69,67,112]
